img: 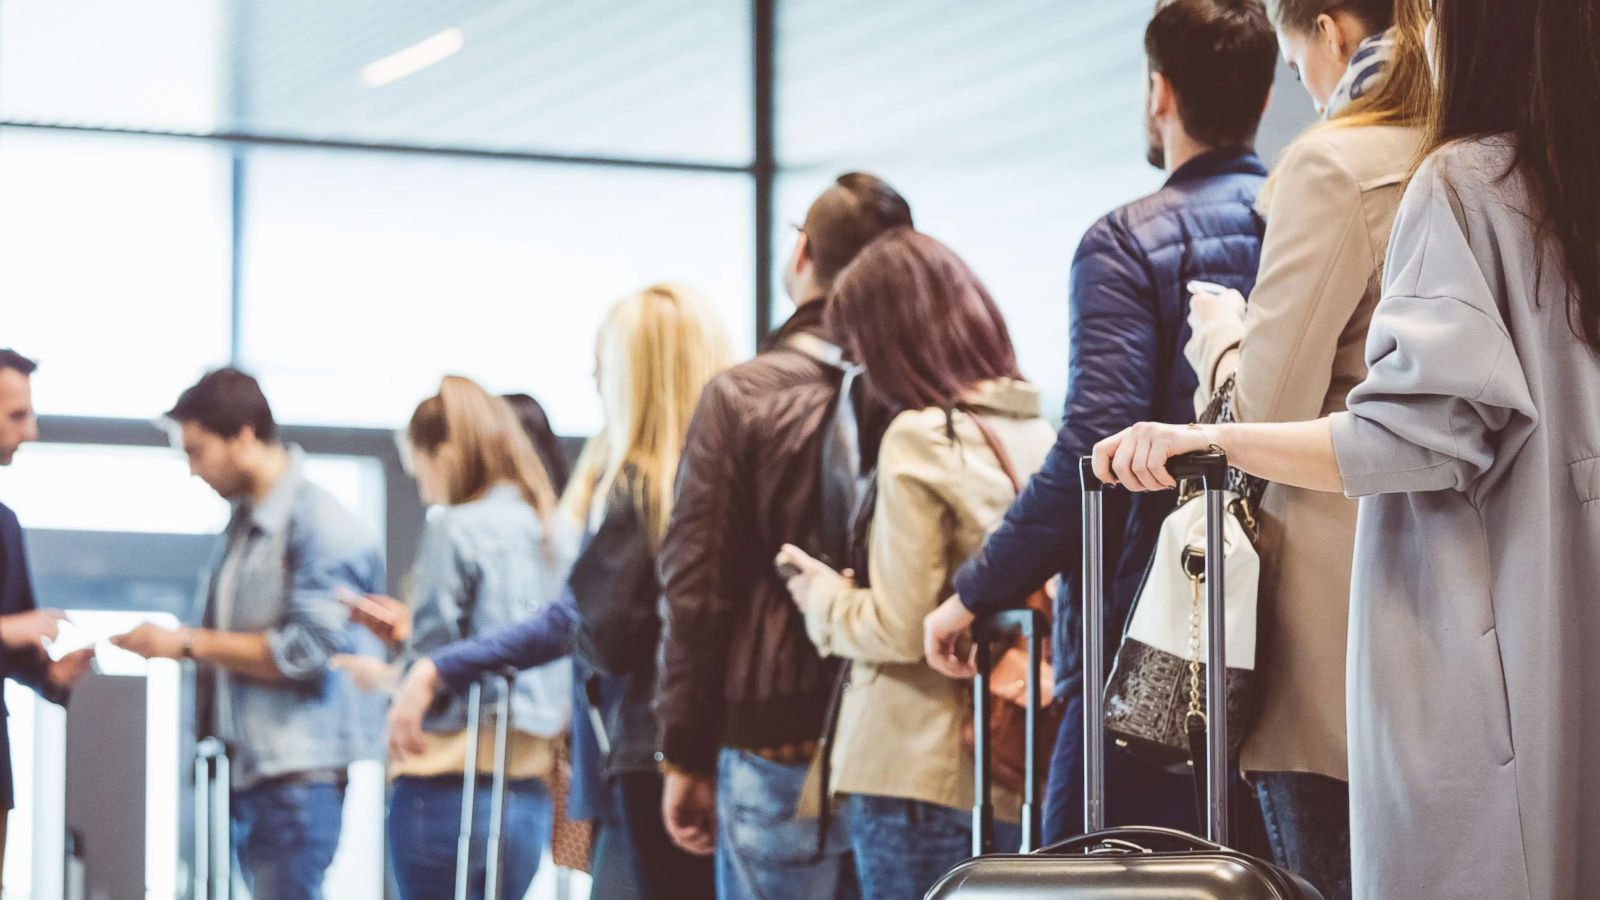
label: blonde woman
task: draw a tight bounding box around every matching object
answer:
[343,376,573,900]
[1178,1,1430,895]
[391,284,732,900]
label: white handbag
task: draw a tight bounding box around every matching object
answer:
[1102,421,1264,764]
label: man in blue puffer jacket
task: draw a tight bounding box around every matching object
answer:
[924,0,1279,843]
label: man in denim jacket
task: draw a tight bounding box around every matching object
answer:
[115,369,383,900]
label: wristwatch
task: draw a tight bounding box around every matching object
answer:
[179,628,195,660]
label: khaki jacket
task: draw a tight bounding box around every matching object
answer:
[801,379,1055,815]
[1189,123,1422,780]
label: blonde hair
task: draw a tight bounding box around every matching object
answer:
[1268,0,1432,130]
[407,375,560,523]
[1261,0,1432,204]
[562,283,733,544]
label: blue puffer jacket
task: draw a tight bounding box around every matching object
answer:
[954,150,1267,698]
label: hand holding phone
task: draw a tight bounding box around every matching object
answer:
[338,589,412,646]
[1187,280,1229,297]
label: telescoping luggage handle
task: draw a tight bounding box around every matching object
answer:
[456,666,519,900]
[1081,451,1231,845]
[971,607,1048,856]
[193,737,231,900]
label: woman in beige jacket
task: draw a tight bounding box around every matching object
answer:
[777,229,1054,900]
[1182,1,1428,897]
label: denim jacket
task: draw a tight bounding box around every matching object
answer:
[408,482,575,738]
[197,446,387,789]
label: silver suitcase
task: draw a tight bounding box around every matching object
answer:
[927,451,1322,899]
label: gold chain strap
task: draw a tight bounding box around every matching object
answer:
[1186,567,1205,725]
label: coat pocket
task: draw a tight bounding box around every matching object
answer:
[1568,455,1600,504]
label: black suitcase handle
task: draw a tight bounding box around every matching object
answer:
[1040,825,1224,856]
[971,607,1048,855]
[1081,450,1233,845]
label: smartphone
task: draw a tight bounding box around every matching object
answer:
[775,560,802,581]
[1187,279,1229,297]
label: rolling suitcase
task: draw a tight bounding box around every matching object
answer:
[927,451,1322,899]
[192,737,232,900]
[456,667,518,900]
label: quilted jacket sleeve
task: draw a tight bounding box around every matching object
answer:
[954,217,1156,613]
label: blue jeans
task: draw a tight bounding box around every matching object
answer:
[716,749,857,900]
[231,779,345,900]
[840,794,1021,900]
[1043,692,1198,843]
[1253,771,1352,900]
[387,775,552,900]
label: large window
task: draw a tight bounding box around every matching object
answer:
[238,149,754,434]
[0,130,233,419]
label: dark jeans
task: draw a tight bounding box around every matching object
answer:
[232,779,344,900]
[589,770,714,900]
[1253,771,1352,900]
[840,794,1021,900]
[387,774,552,900]
[1044,692,1198,842]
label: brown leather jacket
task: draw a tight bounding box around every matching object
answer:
[655,302,849,774]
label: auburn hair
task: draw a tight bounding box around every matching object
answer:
[826,228,1023,414]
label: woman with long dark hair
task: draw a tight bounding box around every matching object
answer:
[777,229,1055,899]
[1092,0,1600,895]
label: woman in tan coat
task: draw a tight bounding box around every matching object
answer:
[1182,1,1428,896]
[777,229,1054,900]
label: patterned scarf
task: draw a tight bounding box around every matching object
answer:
[1324,27,1396,120]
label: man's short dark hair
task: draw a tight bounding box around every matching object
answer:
[167,368,278,442]
[0,349,38,377]
[1146,0,1278,149]
[803,173,914,285]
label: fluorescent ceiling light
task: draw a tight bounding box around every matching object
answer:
[360,28,464,88]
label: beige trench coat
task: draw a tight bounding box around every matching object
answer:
[1188,123,1422,780]
[798,378,1055,818]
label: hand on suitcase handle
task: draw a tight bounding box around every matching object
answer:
[925,594,979,679]
[388,657,440,760]
[1091,424,1224,492]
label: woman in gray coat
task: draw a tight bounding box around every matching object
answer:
[1090,0,1600,896]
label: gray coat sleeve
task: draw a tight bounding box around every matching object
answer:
[1329,157,1538,498]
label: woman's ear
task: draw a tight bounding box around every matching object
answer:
[1316,11,1351,63]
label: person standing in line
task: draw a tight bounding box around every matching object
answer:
[387,284,733,900]
[1181,1,1431,895]
[777,230,1057,899]
[1091,0,1600,894]
[374,377,575,900]
[114,368,384,900]
[922,0,1279,843]
[0,349,95,887]
[654,173,912,900]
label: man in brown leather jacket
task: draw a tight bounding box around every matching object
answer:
[655,173,911,899]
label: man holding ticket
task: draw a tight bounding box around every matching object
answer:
[112,368,384,900]
[0,349,95,884]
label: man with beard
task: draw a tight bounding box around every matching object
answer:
[0,349,95,885]
[922,0,1278,842]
